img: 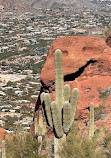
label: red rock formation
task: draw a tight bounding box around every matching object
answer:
[35,36,111,119]
[34,36,111,125]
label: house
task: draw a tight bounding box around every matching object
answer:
[18,47,27,51]
[15,91,23,96]
[0,91,6,96]
[1,46,9,53]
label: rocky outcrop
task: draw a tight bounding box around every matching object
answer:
[35,36,111,120]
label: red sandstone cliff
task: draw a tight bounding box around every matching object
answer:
[34,35,111,130]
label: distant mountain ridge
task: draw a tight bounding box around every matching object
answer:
[21,0,98,10]
[0,0,32,15]
[0,0,109,16]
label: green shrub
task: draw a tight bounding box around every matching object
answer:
[102,130,111,158]
[5,132,46,158]
[101,23,111,38]
[58,124,106,158]
[99,87,111,100]
[94,105,105,121]
[30,61,45,74]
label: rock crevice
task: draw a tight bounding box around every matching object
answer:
[64,59,97,82]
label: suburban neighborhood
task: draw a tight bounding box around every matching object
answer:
[0,0,111,133]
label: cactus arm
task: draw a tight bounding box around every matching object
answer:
[42,122,47,135]
[38,125,43,136]
[51,101,63,138]
[64,85,70,102]
[34,118,38,136]
[70,88,79,126]
[54,49,64,110]
[63,101,71,134]
[39,111,43,128]
[89,102,94,139]
[40,92,45,104]
[44,93,53,128]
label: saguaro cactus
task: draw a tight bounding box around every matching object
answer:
[41,49,79,158]
[2,140,6,158]
[34,111,47,155]
[89,102,94,139]
[34,111,47,137]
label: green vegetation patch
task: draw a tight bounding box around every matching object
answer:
[59,124,106,158]
[30,60,45,74]
[99,87,111,100]
[5,133,45,158]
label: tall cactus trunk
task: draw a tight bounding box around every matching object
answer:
[38,136,42,155]
[54,135,66,158]
[54,49,65,158]
[2,140,6,158]
[34,111,47,155]
[89,102,94,139]
[55,49,64,110]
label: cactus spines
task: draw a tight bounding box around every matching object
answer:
[63,101,71,134]
[2,140,6,158]
[64,84,70,102]
[44,93,53,128]
[89,102,94,139]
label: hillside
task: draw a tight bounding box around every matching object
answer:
[21,0,98,10]
[0,0,110,16]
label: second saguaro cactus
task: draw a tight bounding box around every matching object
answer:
[41,49,79,158]
[89,102,94,139]
[34,111,47,137]
[34,111,47,155]
[2,140,6,158]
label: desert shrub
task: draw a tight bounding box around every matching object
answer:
[102,130,111,158]
[94,105,106,121]
[30,60,45,74]
[102,24,111,38]
[5,132,46,158]
[58,124,106,158]
[99,87,111,100]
